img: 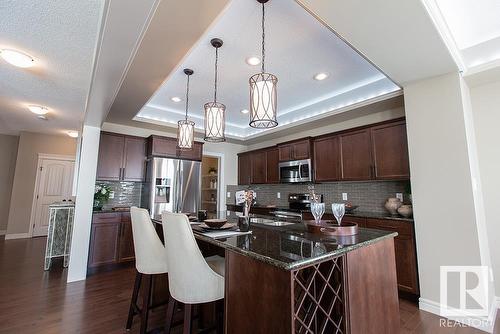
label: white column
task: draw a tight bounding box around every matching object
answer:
[404,72,494,323]
[67,125,101,283]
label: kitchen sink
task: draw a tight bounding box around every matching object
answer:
[250,218,295,227]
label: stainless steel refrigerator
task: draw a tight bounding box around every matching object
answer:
[142,157,201,218]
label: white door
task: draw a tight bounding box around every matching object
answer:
[32,158,75,237]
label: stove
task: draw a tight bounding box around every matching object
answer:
[269,193,323,221]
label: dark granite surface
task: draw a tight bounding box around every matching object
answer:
[226,204,414,222]
[154,212,397,271]
[93,209,130,214]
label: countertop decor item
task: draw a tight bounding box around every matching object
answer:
[44,202,75,270]
[93,184,111,211]
[310,202,325,223]
[177,69,195,150]
[397,204,413,218]
[304,220,359,236]
[203,219,227,228]
[385,197,402,215]
[204,38,226,142]
[249,0,278,129]
[332,203,346,225]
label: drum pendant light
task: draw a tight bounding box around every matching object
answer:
[204,38,226,142]
[177,69,195,150]
[249,0,278,129]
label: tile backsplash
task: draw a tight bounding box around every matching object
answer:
[96,181,143,211]
[227,181,408,214]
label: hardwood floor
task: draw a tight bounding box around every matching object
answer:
[0,236,498,334]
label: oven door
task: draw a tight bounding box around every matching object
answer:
[279,159,312,183]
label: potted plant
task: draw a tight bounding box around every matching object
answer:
[94,184,112,211]
[208,167,217,175]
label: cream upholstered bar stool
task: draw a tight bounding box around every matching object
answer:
[127,207,174,334]
[161,212,225,334]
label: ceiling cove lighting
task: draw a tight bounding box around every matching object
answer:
[28,105,49,115]
[249,0,278,129]
[314,72,329,81]
[0,49,35,68]
[171,96,182,102]
[245,56,261,66]
[204,38,226,142]
[177,69,195,150]
[67,131,79,138]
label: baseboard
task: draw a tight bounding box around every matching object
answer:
[0,230,6,236]
[419,297,499,333]
[4,232,30,240]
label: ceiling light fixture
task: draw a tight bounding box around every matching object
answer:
[177,69,195,150]
[314,72,329,81]
[240,109,249,114]
[67,131,79,138]
[171,96,182,102]
[28,105,49,115]
[245,56,261,66]
[249,0,278,129]
[0,49,35,68]
[37,115,48,121]
[204,38,226,142]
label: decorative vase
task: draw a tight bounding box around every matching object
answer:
[385,198,402,215]
[93,200,103,211]
[397,205,413,218]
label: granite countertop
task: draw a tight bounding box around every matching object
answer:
[93,208,130,214]
[226,204,414,222]
[154,212,397,271]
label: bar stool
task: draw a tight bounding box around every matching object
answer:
[161,212,225,334]
[127,207,173,334]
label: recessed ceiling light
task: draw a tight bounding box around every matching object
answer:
[28,105,49,115]
[67,131,79,138]
[240,109,249,114]
[314,72,329,81]
[37,115,48,121]
[0,49,35,68]
[245,56,261,66]
[171,97,182,103]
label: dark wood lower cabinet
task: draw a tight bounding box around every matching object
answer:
[88,212,135,273]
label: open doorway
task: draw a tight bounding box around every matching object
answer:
[29,154,75,237]
[201,156,220,219]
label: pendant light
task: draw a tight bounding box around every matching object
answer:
[204,38,226,142]
[249,0,278,129]
[177,69,195,150]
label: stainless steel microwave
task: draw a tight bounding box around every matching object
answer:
[279,159,312,183]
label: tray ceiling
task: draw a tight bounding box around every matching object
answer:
[135,0,400,139]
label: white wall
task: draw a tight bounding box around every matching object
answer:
[0,134,18,233]
[469,79,500,297]
[404,72,490,312]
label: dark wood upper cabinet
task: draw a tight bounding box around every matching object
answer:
[251,151,267,184]
[96,133,125,181]
[238,153,252,185]
[371,120,410,180]
[147,135,203,161]
[313,135,341,182]
[278,139,311,161]
[266,148,280,184]
[123,136,146,182]
[96,133,146,182]
[278,144,293,162]
[339,129,373,180]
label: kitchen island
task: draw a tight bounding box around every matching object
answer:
[155,212,400,333]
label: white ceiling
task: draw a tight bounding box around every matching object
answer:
[135,0,400,139]
[0,0,104,136]
[424,0,500,70]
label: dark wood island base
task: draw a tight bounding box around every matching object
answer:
[225,237,400,334]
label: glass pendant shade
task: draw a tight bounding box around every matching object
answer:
[177,119,195,150]
[204,101,226,142]
[249,72,278,128]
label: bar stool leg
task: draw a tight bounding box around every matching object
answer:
[126,271,142,330]
[216,299,224,334]
[164,295,176,334]
[183,304,193,334]
[140,274,153,334]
